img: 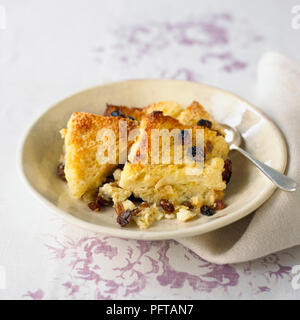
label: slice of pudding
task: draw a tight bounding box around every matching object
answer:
[119,110,229,208]
[60,112,137,198]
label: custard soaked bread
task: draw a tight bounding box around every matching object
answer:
[119,111,229,208]
[60,112,137,198]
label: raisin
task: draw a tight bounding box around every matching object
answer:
[88,201,101,211]
[131,202,150,215]
[117,210,132,227]
[114,202,124,215]
[139,202,150,209]
[214,200,225,210]
[152,111,163,116]
[200,205,215,216]
[188,146,205,162]
[182,201,194,209]
[222,159,232,184]
[56,162,66,181]
[131,208,141,215]
[160,199,175,213]
[197,119,212,129]
[96,195,112,206]
[110,110,125,117]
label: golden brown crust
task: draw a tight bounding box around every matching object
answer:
[183,101,211,121]
[63,112,138,198]
[104,101,183,121]
[177,101,225,135]
[68,112,137,145]
[143,111,185,131]
[143,101,183,118]
[104,104,145,121]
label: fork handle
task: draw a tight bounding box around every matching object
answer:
[231,145,297,192]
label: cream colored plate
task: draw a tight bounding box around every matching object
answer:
[19,80,287,240]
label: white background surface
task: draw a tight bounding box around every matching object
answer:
[1,0,300,299]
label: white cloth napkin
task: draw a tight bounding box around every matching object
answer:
[178,52,300,264]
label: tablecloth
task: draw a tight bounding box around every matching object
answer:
[1,0,300,299]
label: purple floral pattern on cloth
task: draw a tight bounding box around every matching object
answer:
[24,289,44,300]
[93,13,263,82]
[24,230,296,300]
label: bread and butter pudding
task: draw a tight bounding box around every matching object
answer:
[59,112,138,199]
[58,101,232,229]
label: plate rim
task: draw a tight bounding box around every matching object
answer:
[17,79,288,240]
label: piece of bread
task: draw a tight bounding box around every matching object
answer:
[177,101,225,135]
[103,100,183,121]
[119,111,229,207]
[144,101,183,118]
[61,112,137,198]
[104,104,145,121]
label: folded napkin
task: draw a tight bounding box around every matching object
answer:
[178,52,300,264]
